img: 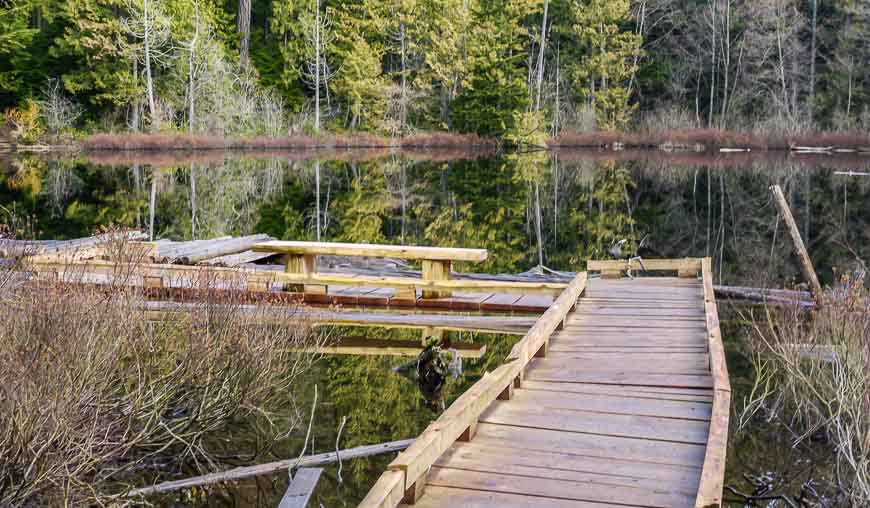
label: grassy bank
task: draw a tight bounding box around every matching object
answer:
[0,238,323,505]
[552,129,870,152]
[81,132,498,151]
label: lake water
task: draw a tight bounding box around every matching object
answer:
[2,149,867,506]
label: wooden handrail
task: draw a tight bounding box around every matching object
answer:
[252,241,488,262]
[358,272,588,508]
[587,257,702,277]
[695,257,731,508]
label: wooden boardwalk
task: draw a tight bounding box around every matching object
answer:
[361,259,730,508]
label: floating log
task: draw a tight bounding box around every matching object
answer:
[714,285,814,307]
[770,185,823,298]
[126,438,414,497]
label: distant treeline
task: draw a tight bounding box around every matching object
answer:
[2,0,869,141]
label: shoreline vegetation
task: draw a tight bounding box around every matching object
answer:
[0,232,324,506]
[3,129,870,157]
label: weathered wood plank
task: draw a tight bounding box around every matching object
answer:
[407,486,614,508]
[479,403,711,444]
[518,380,714,403]
[278,467,322,508]
[473,423,706,467]
[436,442,702,490]
[425,467,695,507]
[507,388,713,421]
[525,367,715,389]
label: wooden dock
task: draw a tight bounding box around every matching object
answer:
[361,259,730,508]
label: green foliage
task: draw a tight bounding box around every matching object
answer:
[572,0,642,131]
[451,0,532,136]
[330,1,389,130]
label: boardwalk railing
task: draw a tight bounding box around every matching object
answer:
[358,272,588,507]
[696,257,731,508]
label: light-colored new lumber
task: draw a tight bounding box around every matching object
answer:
[587,258,702,274]
[278,467,322,508]
[769,185,823,297]
[126,439,412,497]
[253,241,488,262]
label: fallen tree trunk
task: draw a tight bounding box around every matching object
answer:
[126,438,414,497]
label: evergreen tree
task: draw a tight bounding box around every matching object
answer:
[451,0,533,136]
[571,0,641,131]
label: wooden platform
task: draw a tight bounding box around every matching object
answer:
[412,278,713,508]
[360,260,730,508]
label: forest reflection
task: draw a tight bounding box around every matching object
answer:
[2,151,869,506]
[3,150,868,285]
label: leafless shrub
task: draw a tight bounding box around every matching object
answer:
[746,273,870,503]
[38,79,82,138]
[0,235,323,506]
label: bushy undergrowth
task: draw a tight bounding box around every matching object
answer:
[81,132,498,151]
[552,129,870,151]
[0,242,322,506]
[747,273,870,504]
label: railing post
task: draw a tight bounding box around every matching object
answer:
[421,259,451,299]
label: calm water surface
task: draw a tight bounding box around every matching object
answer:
[2,150,867,506]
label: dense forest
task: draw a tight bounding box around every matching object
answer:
[2,0,870,140]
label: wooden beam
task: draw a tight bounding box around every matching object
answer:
[126,439,413,497]
[695,257,730,508]
[769,185,823,297]
[587,258,702,274]
[278,468,322,508]
[421,259,452,299]
[253,241,488,263]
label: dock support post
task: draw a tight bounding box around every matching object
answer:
[284,254,326,294]
[421,259,451,299]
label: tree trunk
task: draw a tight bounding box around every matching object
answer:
[314,0,321,132]
[188,1,199,134]
[144,0,158,131]
[534,0,549,113]
[808,0,817,121]
[239,0,251,69]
